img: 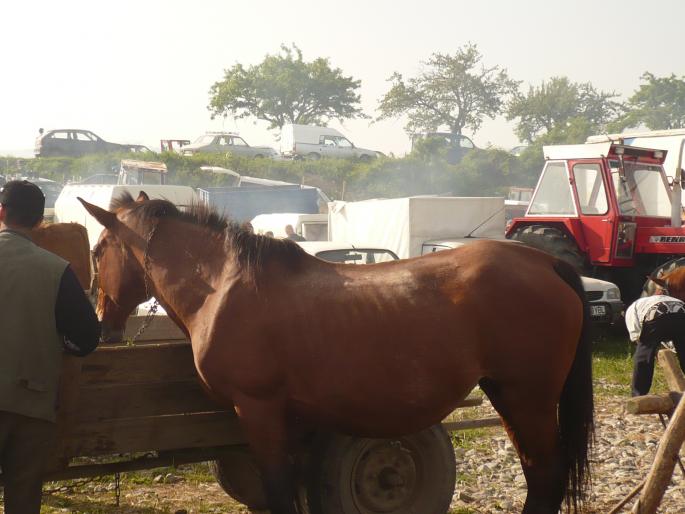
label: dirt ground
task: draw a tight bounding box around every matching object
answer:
[0,392,676,513]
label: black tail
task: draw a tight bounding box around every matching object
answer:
[553,259,595,513]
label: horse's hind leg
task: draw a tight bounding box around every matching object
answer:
[480,378,565,514]
[232,394,299,514]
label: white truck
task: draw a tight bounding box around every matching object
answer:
[328,196,506,259]
[280,124,380,161]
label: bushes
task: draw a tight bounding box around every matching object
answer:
[3,148,543,202]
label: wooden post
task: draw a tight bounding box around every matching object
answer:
[657,350,685,392]
[631,381,685,513]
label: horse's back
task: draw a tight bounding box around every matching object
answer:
[439,240,584,384]
[32,223,92,290]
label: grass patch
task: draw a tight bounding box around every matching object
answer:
[592,332,668,396]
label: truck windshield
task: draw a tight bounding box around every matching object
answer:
[610,161,671,217]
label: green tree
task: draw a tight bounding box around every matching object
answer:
[618,72,685,130]
[507,76,622,143]
[208,44,366,129]
[377,43,518,136]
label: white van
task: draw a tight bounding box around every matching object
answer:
[280,124,379,161]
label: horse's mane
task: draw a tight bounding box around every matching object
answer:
[110,192,305,279]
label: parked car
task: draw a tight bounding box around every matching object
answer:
[181,132,279,159]
[411,132,476,164]
[509,145,529,157]
[296,241,399,264]
[13,176,63,222]
[280,124,380,161]
[35,129,151,157]
[581,276,624,326]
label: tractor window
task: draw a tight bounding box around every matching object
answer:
[573,163,608,215]
[610,162,671,217]
[528,162,576,216]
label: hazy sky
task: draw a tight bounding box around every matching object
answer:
[3,0,685,156]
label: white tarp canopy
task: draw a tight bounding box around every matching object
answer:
[328,196,505,259]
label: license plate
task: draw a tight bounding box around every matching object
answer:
[591,305,606,317]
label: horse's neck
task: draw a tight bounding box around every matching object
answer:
[145,222,236,332]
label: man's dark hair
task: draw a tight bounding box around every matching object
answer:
[0,180,45,228]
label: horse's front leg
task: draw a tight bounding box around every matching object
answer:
[232,393,299,514]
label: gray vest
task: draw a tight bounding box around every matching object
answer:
[0,230,67,422]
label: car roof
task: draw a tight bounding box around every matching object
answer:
[296,241,398,257]
[44,129,95,134]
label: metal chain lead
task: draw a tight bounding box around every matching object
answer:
[129,222,160,344]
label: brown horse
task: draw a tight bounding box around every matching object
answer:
[31,222,92,290]
[79,192,594,514]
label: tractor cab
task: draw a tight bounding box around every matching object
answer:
[118,159,168,185]
[506,142,685,301]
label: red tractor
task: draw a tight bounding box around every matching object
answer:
[506,142,685,303]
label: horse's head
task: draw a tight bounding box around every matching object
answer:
[79,192,151,343]
[649,266,685,301]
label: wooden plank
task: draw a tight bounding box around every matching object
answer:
[79,342,197,386]
[46,356,84,473]
[455,396,483,408]
[442,416,502,432]
[63,411,245,457]
[123,314,186,342]
[626,393,681,416]
[76,380,230,422]
[658,350,685,392]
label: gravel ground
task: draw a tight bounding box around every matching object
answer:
[450,395,685,514]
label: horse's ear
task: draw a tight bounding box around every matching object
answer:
[136,191,150,202]
[78,198,118,229]
[648,274,668,289]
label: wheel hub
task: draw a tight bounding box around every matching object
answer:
[352,441,418,512]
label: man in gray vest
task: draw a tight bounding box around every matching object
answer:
[0,180,100,513]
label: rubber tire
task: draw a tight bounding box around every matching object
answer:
[358,154,372,162]
[209,445,268,510]
[510,224,586,272]
[304,425,456,514]
[254,154,264,159]
[306,152,321,160]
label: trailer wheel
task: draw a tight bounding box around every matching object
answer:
[306,152,321,160]
[304,425,456,514]
[209,446,268,510]
[510,224,586,272]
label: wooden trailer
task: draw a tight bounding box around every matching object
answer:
[0,316,499,513]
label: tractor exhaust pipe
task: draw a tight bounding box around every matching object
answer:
[671,139,685,228]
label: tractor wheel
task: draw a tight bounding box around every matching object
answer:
[209,445,268,510]
[510,225,587,272]
[303,425,456,514]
